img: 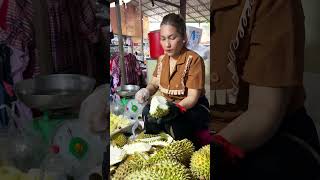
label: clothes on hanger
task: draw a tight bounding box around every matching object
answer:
[110,52,144,93]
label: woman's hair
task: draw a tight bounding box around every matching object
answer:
[160,13,186,38]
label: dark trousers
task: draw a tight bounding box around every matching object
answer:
[142,96,210,149]
[223,108,320,180]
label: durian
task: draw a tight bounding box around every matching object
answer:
[134,132,173,145]
[190,145,210,180]
[148,139,194,165]
[123,170,162,180]
[136,132,160,140]
[111,133,128,147]
[112,153,149,180]
[122,142,152,154]
[110,113,131,134]
[125,159,193,180]
[149,96,169,119]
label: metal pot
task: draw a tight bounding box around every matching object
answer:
[14,74,96,110]
[115,85,140,97]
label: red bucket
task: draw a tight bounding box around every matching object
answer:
[148,30,164,59]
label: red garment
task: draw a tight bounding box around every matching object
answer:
[212,135,245,161]
[2,80,14,97]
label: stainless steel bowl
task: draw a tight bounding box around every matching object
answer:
[116,85,140,97]
[14,74,96,110]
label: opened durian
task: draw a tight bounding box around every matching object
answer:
[148,139,194,165]
[136,132,160,140]
[125,159,193,180]
[134,132,173,145]
[190,145,210,180]
[149,96,169,119]
[111,133,128,147]
[112,152,149,180]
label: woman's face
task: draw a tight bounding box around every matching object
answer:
[160,24,184,57]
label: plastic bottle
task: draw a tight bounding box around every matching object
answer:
[41,145,68,180]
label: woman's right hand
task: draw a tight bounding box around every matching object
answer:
[135,88,150,104]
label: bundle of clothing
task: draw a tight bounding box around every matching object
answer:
[110,53,145,94]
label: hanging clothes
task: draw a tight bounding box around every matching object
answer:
[0,0,35,125]
[47,0,99,75]
[0,0,33,52]
[110,52,144,93]
[0,0,39,79]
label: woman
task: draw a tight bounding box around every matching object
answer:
[211,0,320,179]
[135,13,211,148]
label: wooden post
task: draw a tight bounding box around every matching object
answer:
[32,0,53,75]
[139,0,144,63]
[115,0,127,85]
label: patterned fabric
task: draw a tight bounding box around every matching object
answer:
[0,0,33,51]
[0,0,39,79]
[47,0,98,75]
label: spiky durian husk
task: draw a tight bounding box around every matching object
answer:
[124,170,162,180]
[190,145,210,180]
[147,139,194,165]
[111,133,128,147]
[112,153,149,180]
[125,159,193,180]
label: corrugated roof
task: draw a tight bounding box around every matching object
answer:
[129,0,210,23]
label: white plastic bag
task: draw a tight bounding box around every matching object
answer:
[79,84,108,134]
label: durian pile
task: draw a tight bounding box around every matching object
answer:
[110,131,210,180]
[110,113,132,134]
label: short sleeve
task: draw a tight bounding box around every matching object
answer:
[152,60,159,77]
[242,0,305,87]
[186,56,205,89]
